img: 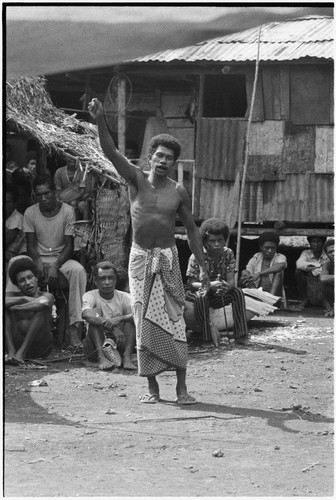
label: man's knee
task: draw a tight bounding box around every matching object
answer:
[60,260,87,280]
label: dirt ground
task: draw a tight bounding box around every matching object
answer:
[4,307,334,497]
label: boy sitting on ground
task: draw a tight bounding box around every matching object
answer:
[5,256,54,365]
[239,231,287,302]
[82,261,136,371]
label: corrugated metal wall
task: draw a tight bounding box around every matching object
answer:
[198,174,334,224]
[196,118,246,180]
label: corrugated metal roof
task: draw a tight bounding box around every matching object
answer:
[133,16,334,63]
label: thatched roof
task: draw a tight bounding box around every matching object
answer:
[6,76,125,185]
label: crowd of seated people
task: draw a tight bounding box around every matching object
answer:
[5,169,334,368]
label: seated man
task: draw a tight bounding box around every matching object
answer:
[5,256,54,364]
[295,236,328,310]
[185,218,249,346]
[23,174,87,347]
[82,261,136,371]
[320,239,334,317]
[240,231,287,302]
[54,152,86,219]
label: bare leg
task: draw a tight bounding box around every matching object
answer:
[122,322,137,370]
[147,376,160,396]
[5,311,18,359]
[15,309,50,363]
[176,369,196,404]
[86,325,115,371]
[270,272,284,298]
[295,269,309,308]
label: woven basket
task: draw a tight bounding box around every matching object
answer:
[102,339,122,367]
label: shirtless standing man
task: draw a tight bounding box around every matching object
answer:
[88,98,210,405]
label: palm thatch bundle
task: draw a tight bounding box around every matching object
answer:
[6,76,125,185]
[7,76,132,280]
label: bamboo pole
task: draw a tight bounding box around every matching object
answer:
[235,26,262,285]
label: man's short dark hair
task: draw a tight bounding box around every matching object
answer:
[307,235,327,245]
[33,174,55,192]
[258,231,280,248]
[93,261,118,279]
[8,257,37,286]
[148,134,181,161]
[324,239,334,253]
[199,218,229,245]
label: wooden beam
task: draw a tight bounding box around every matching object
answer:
[117,75,126,155]
[175,226,334,237]
[193,74,205,218]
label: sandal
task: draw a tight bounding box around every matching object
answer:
[175,394,197,405]
[139,393,160,404]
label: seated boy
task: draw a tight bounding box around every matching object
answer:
[320,239,334,317]
[240,231,287,302]
[5,256,54,364]
[82,261,136,371]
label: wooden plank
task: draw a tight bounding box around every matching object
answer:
[117,75,126,155]
[246,155,284,182]
[283,122,315,173]
[245,66,264,122]
[177,162,184,184]
[315,126,334,173]
[290,65,331,125]
[175,226,334,237]
[330,66,334,124]
[279,67,290,120]
[194,74,205,218]
[249,121,284,155]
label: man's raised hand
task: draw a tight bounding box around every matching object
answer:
[88,98,104,121]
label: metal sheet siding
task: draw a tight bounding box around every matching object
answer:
[134,16,333,63]
[197,119,246,180]
[198,174,334,223]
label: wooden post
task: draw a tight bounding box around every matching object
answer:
[83,74,90,111]
[235,26,262,285]
[117,74,126,155]
[194,74,205,218]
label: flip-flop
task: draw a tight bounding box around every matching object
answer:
[175,394,197,405]
[139,393,160,404]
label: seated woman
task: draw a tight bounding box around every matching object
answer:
[184,219,280,347]
[239,231,287,305]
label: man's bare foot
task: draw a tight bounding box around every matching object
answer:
[123,357,137,370]
[235,336,252,345]
[98,357,115,371]
[13,351,25,364]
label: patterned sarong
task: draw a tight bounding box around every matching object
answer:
[129,243,187,377]
[185,287,248,344]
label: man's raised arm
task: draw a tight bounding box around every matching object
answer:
[88,98,137,185]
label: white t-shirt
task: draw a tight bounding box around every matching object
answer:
[82,289,132,320]
[23,202,75,264]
